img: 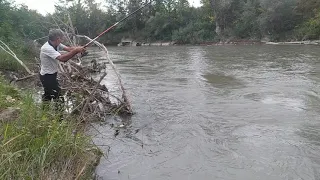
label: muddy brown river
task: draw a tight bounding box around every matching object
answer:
[88,45,320,180]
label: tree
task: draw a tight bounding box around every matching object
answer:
[258,0,300,40]
[233,0,262,39]
[295,0,320,19]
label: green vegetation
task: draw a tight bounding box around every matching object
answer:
[0,78,21,109]
[0,0,319,178]
[0,0,45,71]
[0,0,319,60]
[0,77,101,179]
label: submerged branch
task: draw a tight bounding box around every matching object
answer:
[79,72,107,120]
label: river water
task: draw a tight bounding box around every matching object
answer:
[89,45,320,180]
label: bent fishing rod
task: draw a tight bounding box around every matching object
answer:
[83,0,153,48]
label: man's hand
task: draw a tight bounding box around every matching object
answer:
[74,46,88,57]
[74,46,86,54]
[81,51,89,57]
[57,46,87,62]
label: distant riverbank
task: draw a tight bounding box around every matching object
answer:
[114,39,320,47]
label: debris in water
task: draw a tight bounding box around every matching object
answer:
[114,129,120,137]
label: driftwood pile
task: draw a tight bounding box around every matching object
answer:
[55,32,133,121]
[0,27,133,121]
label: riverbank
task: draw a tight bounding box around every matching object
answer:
[265,40,320,45]
[0,75,101,179]
[115,39,320,46]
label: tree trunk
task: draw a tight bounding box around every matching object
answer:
[209,0,221,35]
[215,21,221,35]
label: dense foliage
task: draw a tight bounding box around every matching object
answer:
[0,0,319,54]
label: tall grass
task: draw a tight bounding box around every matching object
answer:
[0,77,20,109]
[0,79,101,179]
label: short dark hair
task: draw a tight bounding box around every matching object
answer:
[48,29,64,41]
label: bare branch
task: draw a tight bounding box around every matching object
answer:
[0,40,33,75]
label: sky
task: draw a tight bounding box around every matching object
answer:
[13,0,202,15]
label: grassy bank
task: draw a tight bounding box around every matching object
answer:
[0,77,101,179]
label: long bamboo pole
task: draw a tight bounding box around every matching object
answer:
[84,0,153,48]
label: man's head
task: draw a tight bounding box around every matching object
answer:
[48,29,64,46]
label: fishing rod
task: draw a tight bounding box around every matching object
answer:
[83,0,153,48]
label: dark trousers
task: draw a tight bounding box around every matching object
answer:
[40,73,65,119]
[40,72,61,101]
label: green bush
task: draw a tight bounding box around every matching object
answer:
[172,22,215,44]
[295,11,320,40]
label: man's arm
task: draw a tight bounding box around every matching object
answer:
[63,46,76,52]
[56,47,85,62]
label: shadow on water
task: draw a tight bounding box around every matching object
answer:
[201,73,245,88]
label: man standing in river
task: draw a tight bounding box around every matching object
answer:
[39,29,85,105]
